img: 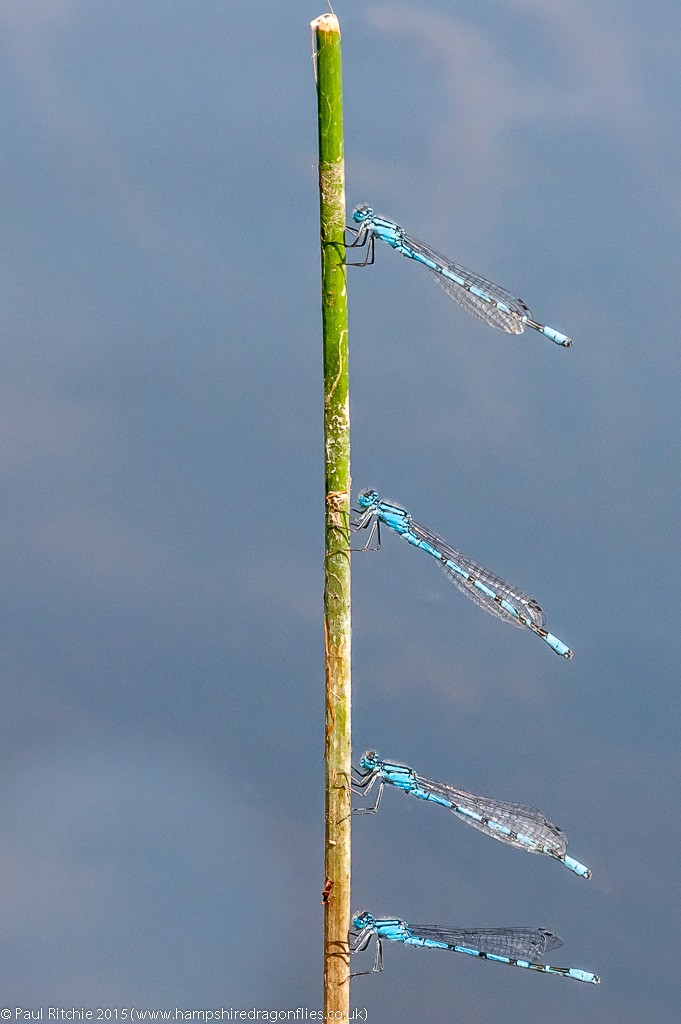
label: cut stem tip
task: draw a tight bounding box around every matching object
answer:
[311,13,340,34]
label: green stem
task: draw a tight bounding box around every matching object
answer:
[312,11,351,1020]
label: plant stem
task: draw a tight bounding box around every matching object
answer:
[312,11,351,1021]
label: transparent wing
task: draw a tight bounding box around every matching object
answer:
[402,232,531,334]
[415,774,568,855]
[409,520,546,629]
[409,925,563,960]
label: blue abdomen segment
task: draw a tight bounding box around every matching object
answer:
[544,632,572,659]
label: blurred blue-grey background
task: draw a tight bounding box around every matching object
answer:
[1,0,679,1019]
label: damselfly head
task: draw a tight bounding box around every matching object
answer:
[353,204,373,224]
[358,489,379,509]
[360,750,379,770]
[353,911,373,929]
